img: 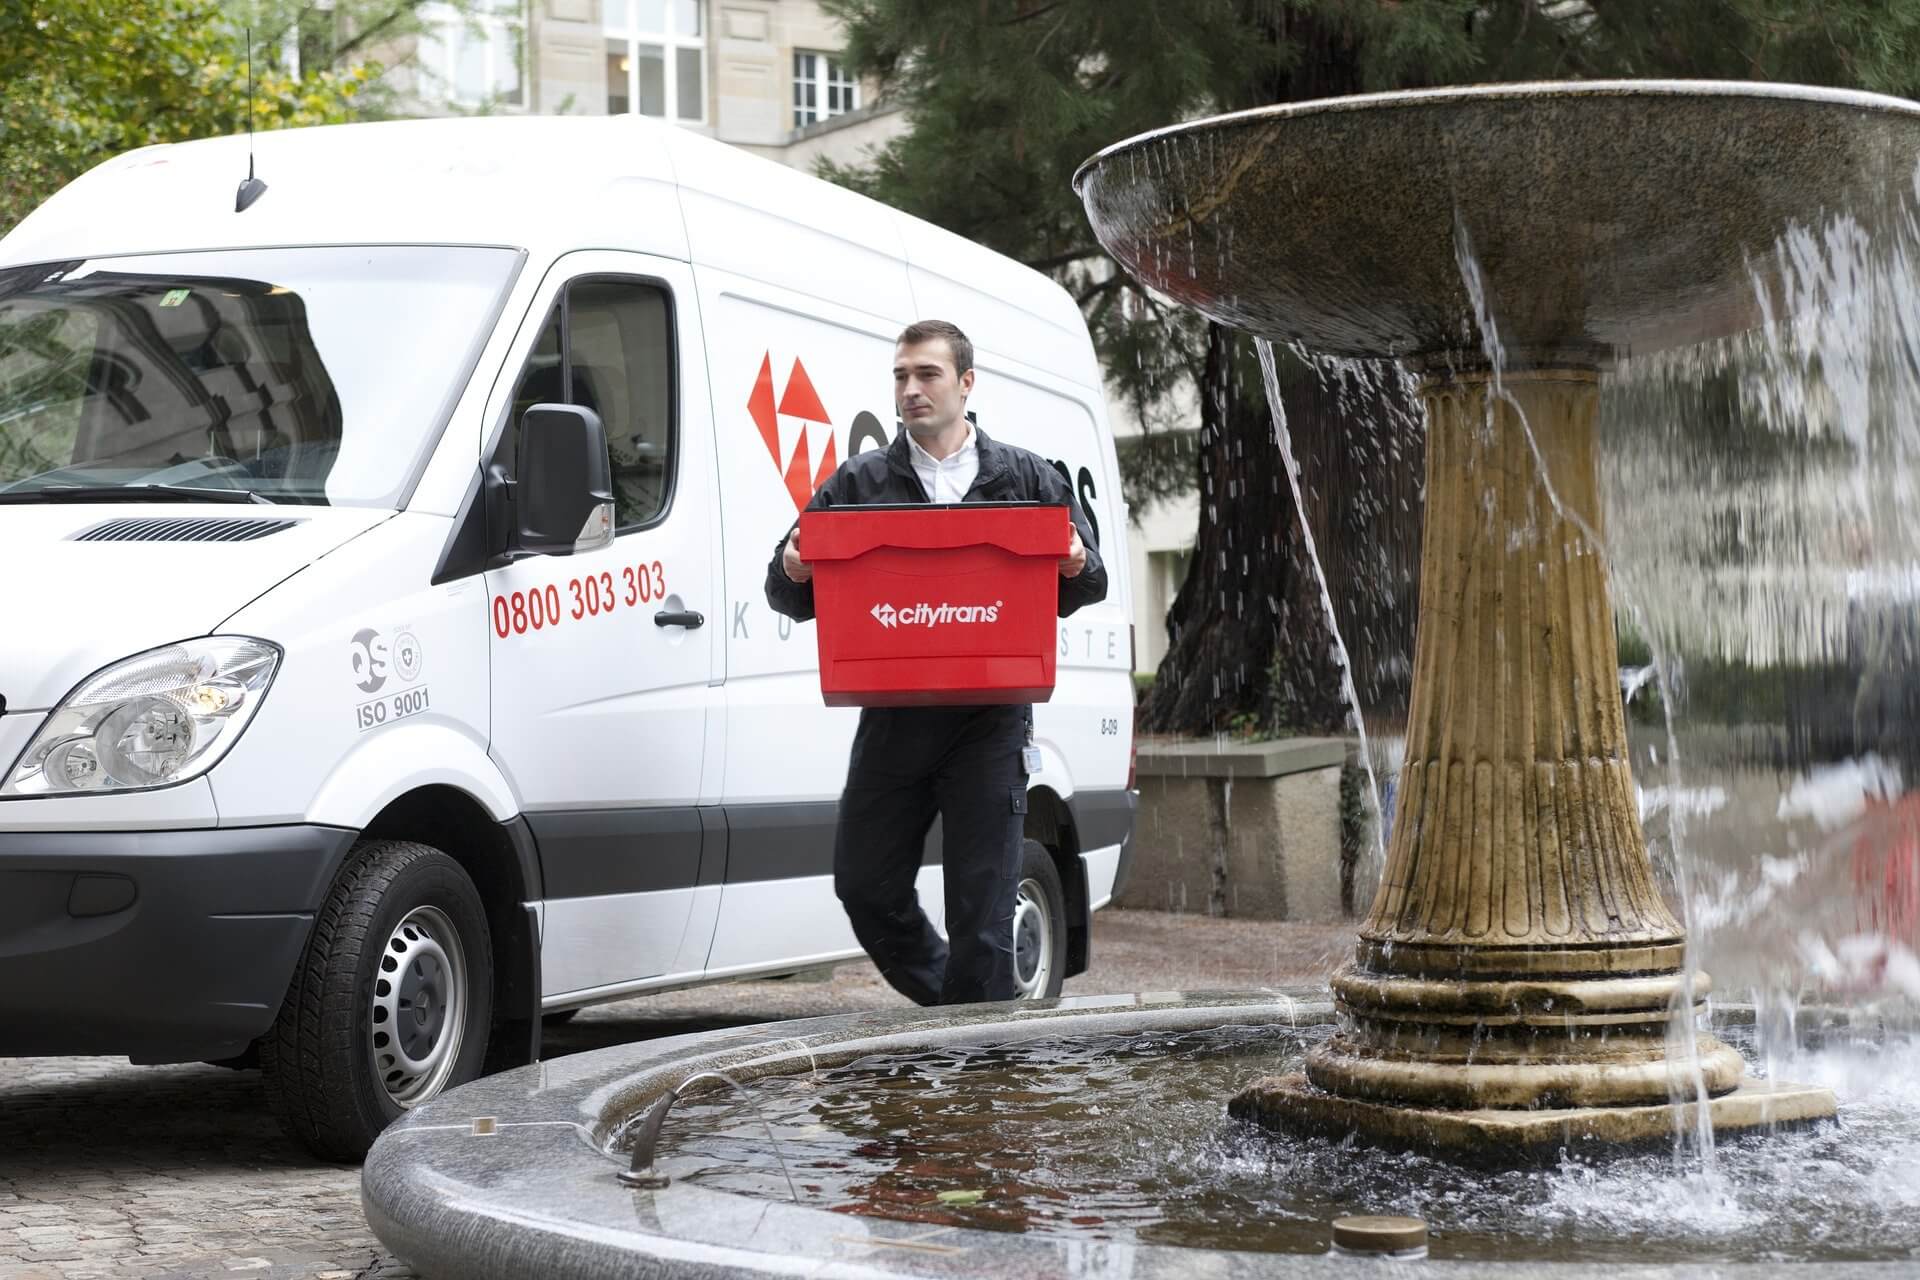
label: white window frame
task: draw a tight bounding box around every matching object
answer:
[792,50,859,130]
[417,1,527,110]
[604,1,706,124]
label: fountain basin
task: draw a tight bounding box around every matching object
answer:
[362,990,1910,1278]
[1073,80,1920,360]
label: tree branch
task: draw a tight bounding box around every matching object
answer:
[1075,274,1124,308]
[1025,244,1104,273]
[331,0,437,65]
[1003,2,1065,28]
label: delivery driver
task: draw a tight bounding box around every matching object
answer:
[765,319,1107,1004]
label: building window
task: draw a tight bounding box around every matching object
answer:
[416,2,526,108]
[605,0,705,123]
[793,51,858,129]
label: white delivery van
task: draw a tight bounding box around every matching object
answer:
[0,116,1137,1158]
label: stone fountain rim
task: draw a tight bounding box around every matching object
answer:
[361,987,1891,1280]
[1070,78,1920,198]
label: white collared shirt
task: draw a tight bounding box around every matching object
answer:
[907,423,979,503]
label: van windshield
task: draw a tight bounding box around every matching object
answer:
[0,246,521,507]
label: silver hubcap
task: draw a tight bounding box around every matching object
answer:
[1012,877,1054,999]
[369,905,467,1108]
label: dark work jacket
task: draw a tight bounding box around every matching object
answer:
[764,424,1108,622]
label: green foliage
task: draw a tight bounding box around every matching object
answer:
[0,1,508,234]
[1115,428,1199,521]
[0,1,378,232]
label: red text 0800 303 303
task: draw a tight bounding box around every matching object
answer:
[490,560,668,638]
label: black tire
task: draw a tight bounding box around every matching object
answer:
[1013,839,1068,1000]
[261,839,493,1162]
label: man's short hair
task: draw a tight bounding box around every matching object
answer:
[896,319,973,377]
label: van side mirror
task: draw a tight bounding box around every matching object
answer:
[515,403,614,557]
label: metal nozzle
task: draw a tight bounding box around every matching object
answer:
[614,1069,801,1202]
[616,1089,681,1189]
[1332,1215,1428,1256]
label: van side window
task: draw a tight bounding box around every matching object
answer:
[503,277,676,532]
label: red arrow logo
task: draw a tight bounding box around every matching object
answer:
[748,353,837,513]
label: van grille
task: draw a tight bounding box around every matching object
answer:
[72,516,303,543]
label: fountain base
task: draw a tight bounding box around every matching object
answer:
[1230,1072,1838,1165]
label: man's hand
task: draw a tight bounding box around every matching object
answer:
[782,526,813,583]
[1058,526,1087,579]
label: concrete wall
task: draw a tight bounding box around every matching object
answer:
[1119,738,1350,921]
[711,1,869,149]
[759,103,906,173]
[532,0,605,117]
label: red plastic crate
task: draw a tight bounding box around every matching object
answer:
[800,503,1071,707]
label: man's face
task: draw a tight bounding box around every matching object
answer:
[893,339,974,438]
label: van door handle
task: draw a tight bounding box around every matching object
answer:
[654,609,704,629]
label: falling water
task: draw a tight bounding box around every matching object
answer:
[1597,171,1920,1030]
[1251,338,1393,884]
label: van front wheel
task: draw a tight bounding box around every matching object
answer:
[261,839,493,1162]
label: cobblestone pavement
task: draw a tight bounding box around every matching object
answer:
[0,911,1350,1279]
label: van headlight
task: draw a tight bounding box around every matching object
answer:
[2,638,280,796]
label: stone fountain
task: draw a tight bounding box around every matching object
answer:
[1072,79,1916,1156]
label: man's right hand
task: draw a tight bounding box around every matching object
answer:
[782,527,812,583]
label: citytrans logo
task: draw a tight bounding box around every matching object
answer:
[871,601,1003,629]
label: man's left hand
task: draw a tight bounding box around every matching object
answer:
[1059,527,1087,579]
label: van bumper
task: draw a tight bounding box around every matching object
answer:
[1068,787,1138,899]
[0,824,357,1063]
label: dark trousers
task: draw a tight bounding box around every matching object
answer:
[833,704,1027,1006]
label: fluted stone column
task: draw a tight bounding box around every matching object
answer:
[1231,366,1832,1157]
[1370,372,1675,962]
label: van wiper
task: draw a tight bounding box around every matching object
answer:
[0,484,275,505]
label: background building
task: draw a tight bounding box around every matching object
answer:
[393,2,904,171]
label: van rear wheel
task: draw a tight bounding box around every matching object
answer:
[1012,839,1067,1000]
[261,839,493,1162]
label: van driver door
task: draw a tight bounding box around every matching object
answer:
[482,252,722,1004]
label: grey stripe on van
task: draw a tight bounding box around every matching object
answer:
[527,790,1135,901]
[524,807,706,898]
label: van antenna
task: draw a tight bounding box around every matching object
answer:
[235,26,269,213]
